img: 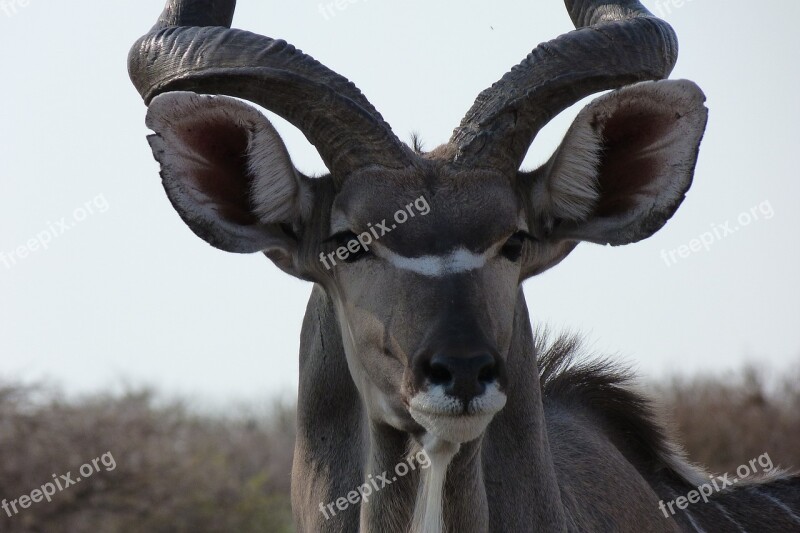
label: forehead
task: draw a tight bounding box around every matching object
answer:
[333,167,521,256]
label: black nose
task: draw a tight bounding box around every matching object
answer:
[423,353,498,404]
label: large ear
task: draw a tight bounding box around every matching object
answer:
[525,80,708,248]
[145,92,312,274]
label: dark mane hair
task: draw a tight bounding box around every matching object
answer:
[537,332,693,480]
[409,133,425,154]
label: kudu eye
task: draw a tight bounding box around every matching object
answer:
[500,232,529,262]
[328,231,371,263]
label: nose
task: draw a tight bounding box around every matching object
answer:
[421,352,499,405]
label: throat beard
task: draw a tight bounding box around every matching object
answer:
[411,436,460,533]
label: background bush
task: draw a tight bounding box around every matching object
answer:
[1,363,798,532]
[0,386,295,533]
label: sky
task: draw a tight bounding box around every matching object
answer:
[1,0,798,406]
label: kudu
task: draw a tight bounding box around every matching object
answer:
[128,0,800,531]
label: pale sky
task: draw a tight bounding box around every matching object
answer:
[1,0,798,406]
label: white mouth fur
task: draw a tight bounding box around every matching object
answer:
[409,383,507,444]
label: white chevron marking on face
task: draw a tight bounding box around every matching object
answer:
[380,247,488,277]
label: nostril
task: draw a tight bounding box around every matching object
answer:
[427,361,453,386]
[477,361,496,384]
[421,353,499,403]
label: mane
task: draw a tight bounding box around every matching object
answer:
[536,331,707,486]
[409,132,425,154]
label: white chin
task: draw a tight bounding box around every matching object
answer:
[410,410,497,444]
[409,383,507,444]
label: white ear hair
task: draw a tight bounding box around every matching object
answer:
[246,113,312,224]
[530,79,708,246]
[147,92,310,224]
[531,117,603,229]
[145,92,310,258]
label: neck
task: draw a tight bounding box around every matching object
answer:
[480,293,566,531]
[292,286,566,532]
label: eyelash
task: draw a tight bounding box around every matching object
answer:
[326,231,372,263]
[501,231,534,262]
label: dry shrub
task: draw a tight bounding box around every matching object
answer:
[652,364,800,474]
[2,361,799,531]
[0,385,295,533]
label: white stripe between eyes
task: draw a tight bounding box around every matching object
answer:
[381,247,487,277]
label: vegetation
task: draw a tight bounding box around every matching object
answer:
[654,365,800,474]
[0,386,294,533]
[1,363,798,532]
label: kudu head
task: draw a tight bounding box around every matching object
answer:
[130,0,707,447]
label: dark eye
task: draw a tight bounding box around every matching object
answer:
[327,231,371,263]
[501,232,529,262]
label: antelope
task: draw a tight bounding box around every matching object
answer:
[128,0,800,531]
